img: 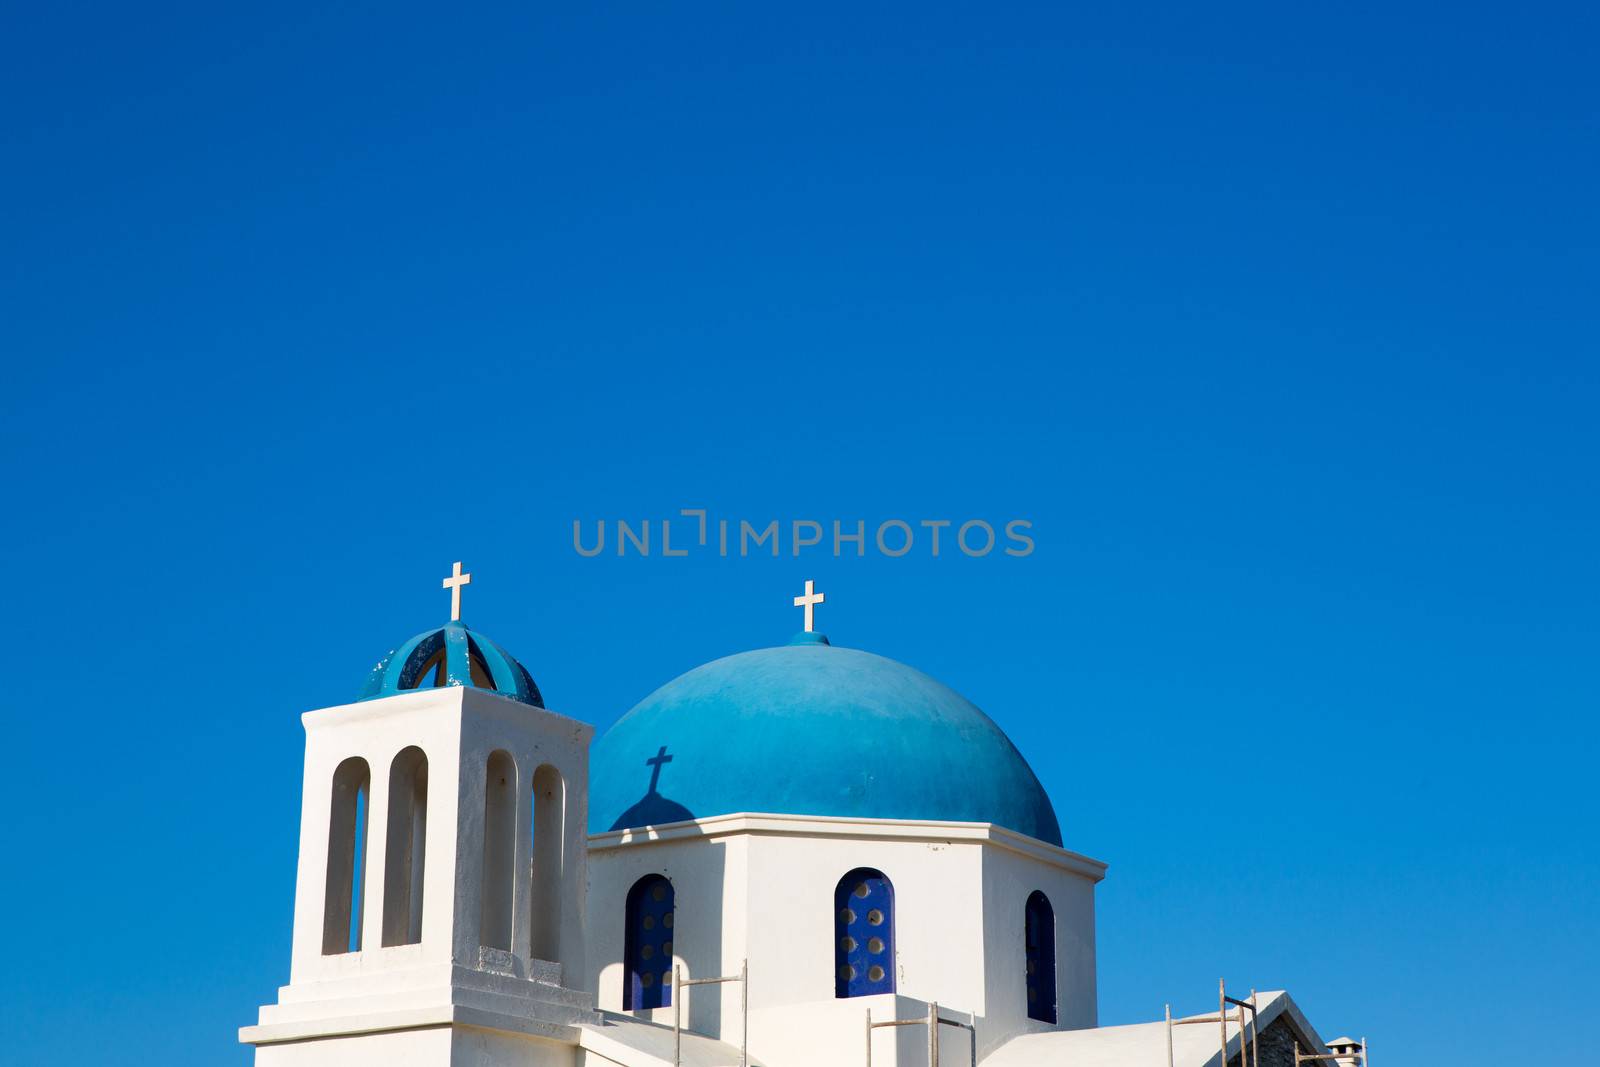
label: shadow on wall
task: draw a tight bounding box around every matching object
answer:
[610,745,696,832]
[682,837,729,1039]
[601,743,731,1040]
[611,837,731,1036]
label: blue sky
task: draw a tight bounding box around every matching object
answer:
[2,4,1596,1064]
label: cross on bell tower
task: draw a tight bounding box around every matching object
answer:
[241,562,599,1064]
[442,561,471,621]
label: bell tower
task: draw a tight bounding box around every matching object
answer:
[242,566,596,1067]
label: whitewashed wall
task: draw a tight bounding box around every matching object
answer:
[586,813,1104,1067]
[244,687,596,1064]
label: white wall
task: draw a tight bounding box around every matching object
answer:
[587,827,745,1028]
[256,1025,454,1067]
[280,687,592,992]
[257,1027,573,1067]
[742,829,988,1011]
[246,686,597,1064]
[585,813,1104,1067]
[288,690,466,983]
[978,840,1099,1049]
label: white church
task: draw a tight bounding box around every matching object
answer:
[241,566,1363,1067]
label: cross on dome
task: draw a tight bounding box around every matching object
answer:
[442,561,472,621]
[793,579,825,633]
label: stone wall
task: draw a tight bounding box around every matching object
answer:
[1228,1015,1309,1067]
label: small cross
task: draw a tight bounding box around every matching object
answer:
[442,561,472,621]
[793,579,825,633]
[645,745,672,793]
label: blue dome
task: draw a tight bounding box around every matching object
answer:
[358,621,543,707]
[590,633,1062,846]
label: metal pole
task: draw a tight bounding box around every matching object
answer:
[1361,1036,1367,1067]
[1249,990,1259,1067]
[970,1010,977,1067]
[672,965,681,1067]
[930,1001,940,1067]
[1165,1004,1174,1067]
[865,1010,872,1067]
[1218,980,1227,1067]
[739,958,748,1067]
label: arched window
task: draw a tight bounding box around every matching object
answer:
[322,757,370,954]
[529,763,564,962]
[623,874,675,1010]
[382,747,428,947]
[480,750,517,951]
[1025,890,1056,1023]
[834,868,894,998]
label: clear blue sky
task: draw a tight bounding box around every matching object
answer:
[2,4,1595,1064]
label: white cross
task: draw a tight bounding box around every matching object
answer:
[442,561,472,621]
[792,579,825,633]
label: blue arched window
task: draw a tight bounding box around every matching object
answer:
[1025,890,1056,1023]
[835,868,894,998]
[624,874,675,1010]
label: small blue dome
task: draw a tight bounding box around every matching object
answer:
[590,634,1062,846]
[359,621,543,707]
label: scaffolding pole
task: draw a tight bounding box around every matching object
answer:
[1222,986,1260,1067]
[1164,980,1256,1067]
[671,959,749,1067]
[864,1002,977,1067]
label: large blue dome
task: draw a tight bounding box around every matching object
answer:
[590,633,1062,846]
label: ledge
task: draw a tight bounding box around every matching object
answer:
[588,811,1107,881]
[240,1003,579,1046]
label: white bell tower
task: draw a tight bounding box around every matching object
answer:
[242,566,597,1067]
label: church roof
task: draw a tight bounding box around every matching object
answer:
[589,631,1063,846]
[580,1011,767,1066]
[985,990,1325,1067]
[357,620,543,707]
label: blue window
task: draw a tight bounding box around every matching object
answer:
[624,874,675,1010]
[835,868,894,998]
[1025,890,1056,1023]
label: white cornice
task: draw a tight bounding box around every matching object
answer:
[588,811,1107,881]
[301,686,594,739]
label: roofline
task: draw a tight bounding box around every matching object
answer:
[587,810,1108,881]
[1187,990,1330,1067]
[1268,992,1332,1063]
[989,990,1335,1067]
[302,686,594,739]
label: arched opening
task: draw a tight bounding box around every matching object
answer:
[1025,890,1057,1023]
[623,874,675,1010]
[834,867,894,997]
[480,750,517,951]
[322,757,370,955]
[381,747,428,947]
[529,763,565,962]
[395,631,498,692]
